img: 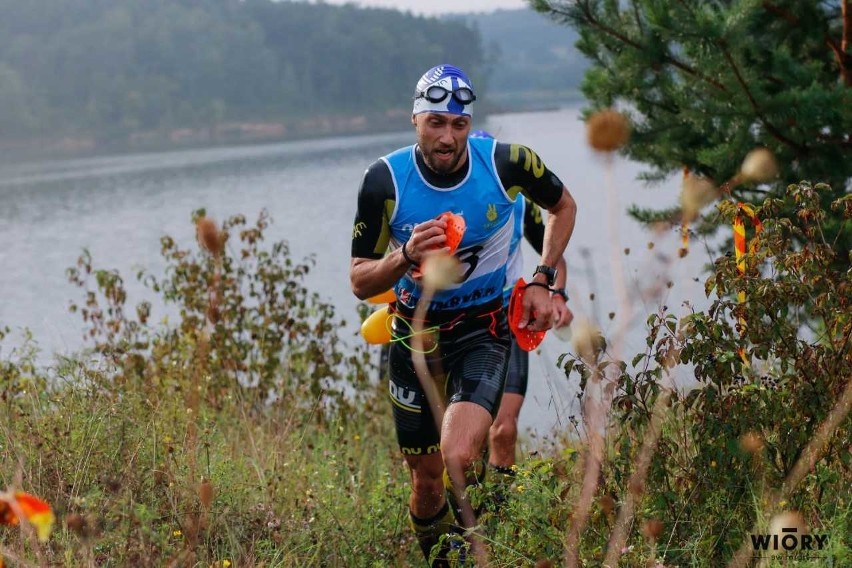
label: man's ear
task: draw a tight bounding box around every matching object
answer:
[411,114,417,127]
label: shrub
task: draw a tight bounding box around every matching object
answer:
[65,209,374,415]
[561,181,852,565]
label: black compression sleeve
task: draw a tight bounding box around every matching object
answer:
[523,199,545,254]
[351,160,396,260]
[494,142,564,209]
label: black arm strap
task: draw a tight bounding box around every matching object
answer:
[523,282,552,292]
[401,241,417,265]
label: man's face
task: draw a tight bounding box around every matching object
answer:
[413,112,471,174]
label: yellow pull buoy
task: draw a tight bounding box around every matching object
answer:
[367,289,397,304]
[360,304,393,345]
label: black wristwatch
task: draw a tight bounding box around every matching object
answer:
[533,265,558,286]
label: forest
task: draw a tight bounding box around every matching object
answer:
[0,0,586,158]
[0,0,486,148]
[0,1,590,155]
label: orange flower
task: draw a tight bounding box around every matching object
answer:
[196,216,225,257]
[586,109,630,152]
[0,492,55,542]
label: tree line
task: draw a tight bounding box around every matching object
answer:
[0,0,486,141]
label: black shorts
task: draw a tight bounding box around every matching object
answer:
[386,298,510,456]
[504,328,529,396]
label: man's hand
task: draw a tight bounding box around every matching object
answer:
[404,218,449,265]
[518,284,553,332]
[551,294,574,329]
[350,217,449,299]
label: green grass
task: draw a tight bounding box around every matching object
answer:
[1,346,419,566]
[2,342,849,567]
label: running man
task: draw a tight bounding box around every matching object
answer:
[349,64,577,566]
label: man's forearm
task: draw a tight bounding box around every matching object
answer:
[540,188,577,270]
[350,249,410,300]
[555,257,568,289]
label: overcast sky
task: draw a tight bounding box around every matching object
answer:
[313,0,530,16]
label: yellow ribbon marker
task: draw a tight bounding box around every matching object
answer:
[680,221,690,254]
[732,202,763,366]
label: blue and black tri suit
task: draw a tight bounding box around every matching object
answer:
[351,136,565,456]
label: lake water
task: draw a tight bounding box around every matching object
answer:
[0,106,712,438]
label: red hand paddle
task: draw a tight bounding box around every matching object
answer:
[508,278,547,351]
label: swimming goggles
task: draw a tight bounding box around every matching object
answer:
[414,85,476,105]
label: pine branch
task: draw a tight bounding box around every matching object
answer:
[531,0,572,22]
[573,0,730,93]
[632,93,681,116]
[718,44,809,154]
[763,0,852,86]
[761,1,797,25]
[836,0,851,85]
[815,133,852,148]
[675,0,698,19]
[630,0,644,34]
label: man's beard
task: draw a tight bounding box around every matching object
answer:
[423,145,465,174]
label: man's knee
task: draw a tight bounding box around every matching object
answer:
[442,444,485,476]
[410,471,443,499]
[407,453,445,497]
[490,418,518,449]
[441,401,493,475]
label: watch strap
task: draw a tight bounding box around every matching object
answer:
[533,264,557,286]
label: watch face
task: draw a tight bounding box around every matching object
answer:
[534,265,557,285]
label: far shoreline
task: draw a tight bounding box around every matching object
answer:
[0,95,586,166]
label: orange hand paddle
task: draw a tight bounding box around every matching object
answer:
[508,278,547,352]
[438,212,466,254]
[410,212,466,279]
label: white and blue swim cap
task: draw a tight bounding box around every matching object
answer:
[412,64,476,117]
